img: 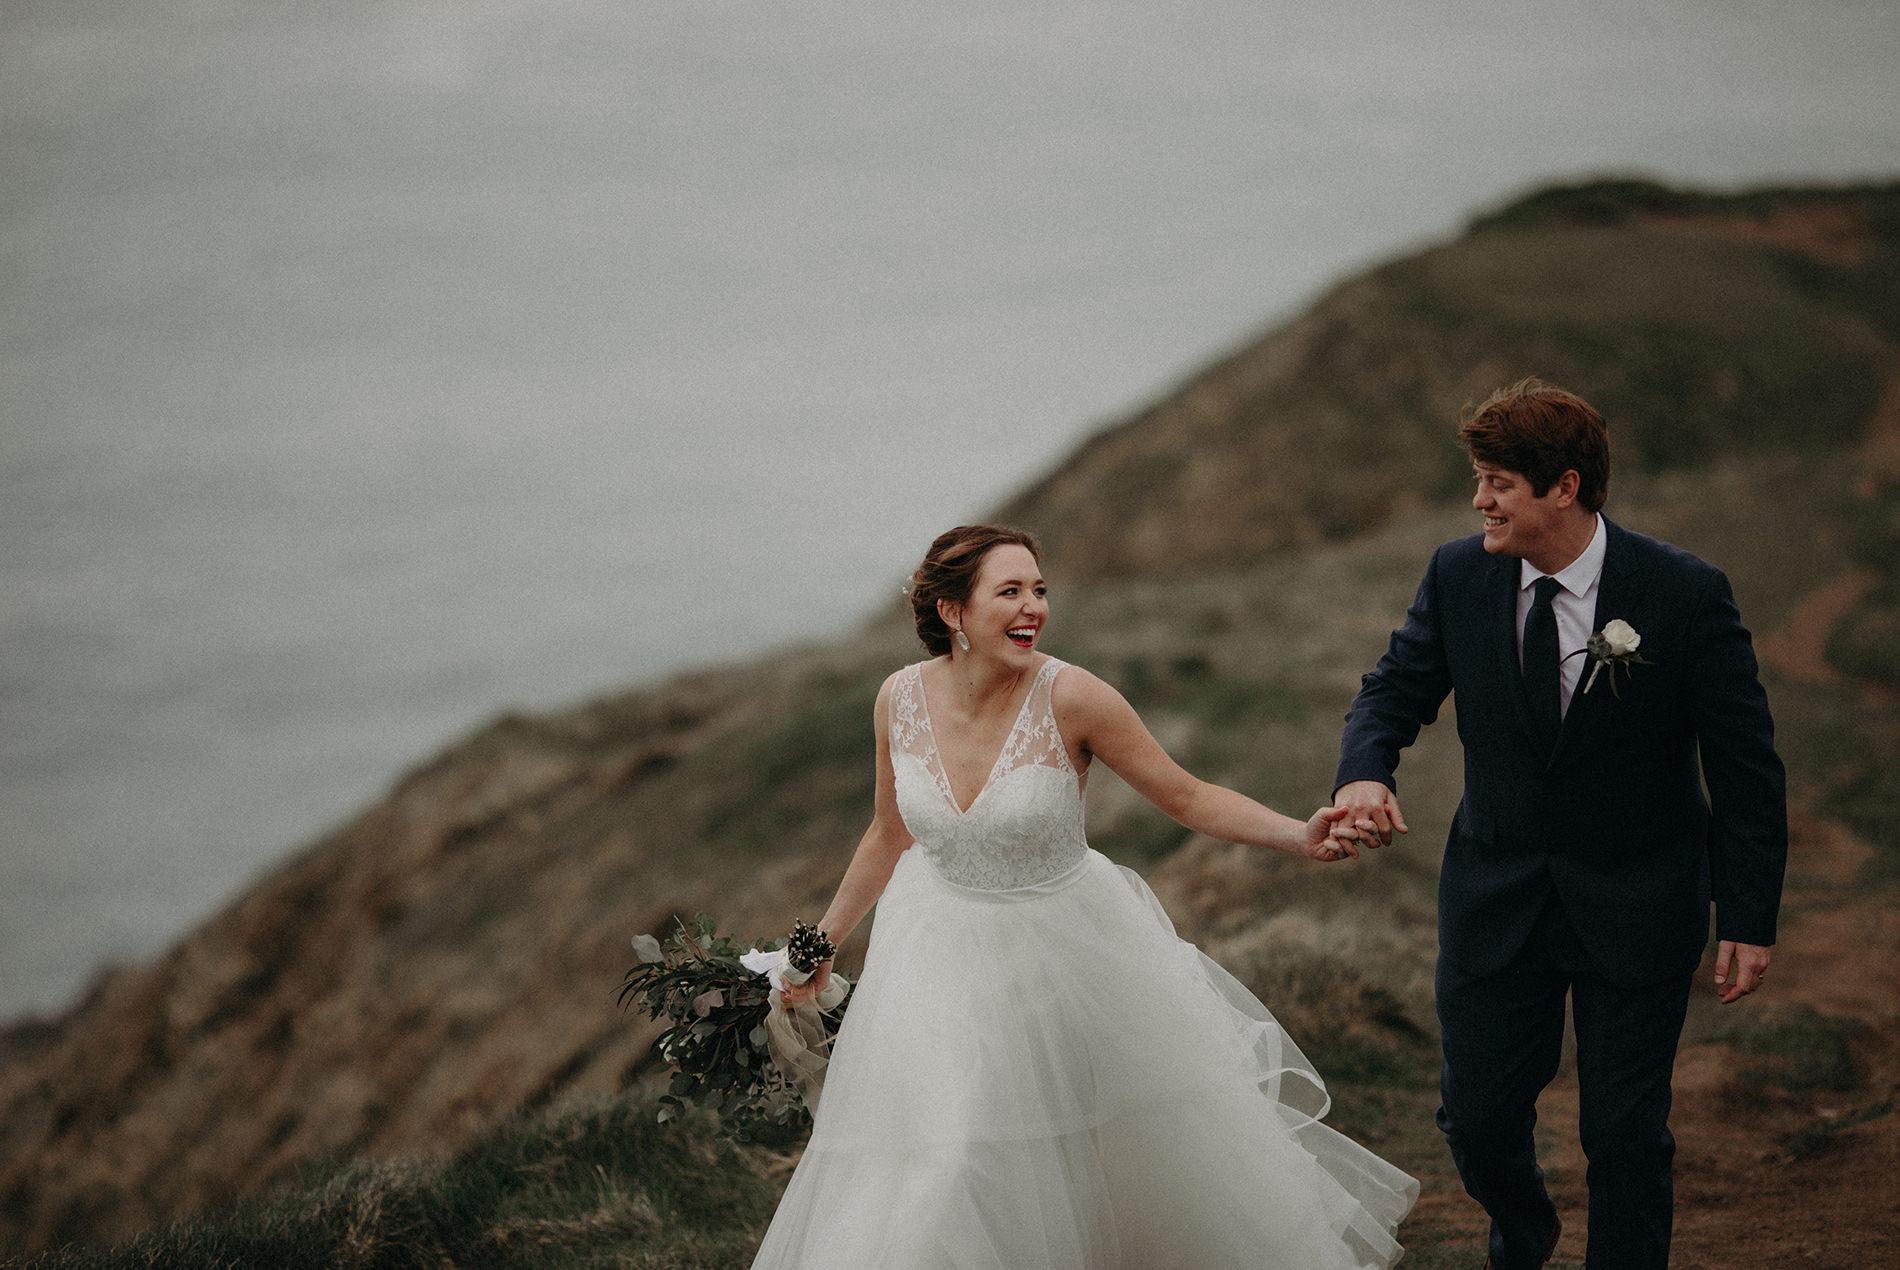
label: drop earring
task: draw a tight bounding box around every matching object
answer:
[955,627,970,651]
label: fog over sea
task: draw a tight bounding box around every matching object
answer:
[3,0,1897,1022]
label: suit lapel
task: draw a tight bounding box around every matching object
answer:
[1552,518,1644,763]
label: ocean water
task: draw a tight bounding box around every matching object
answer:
[3,0,1897,1021]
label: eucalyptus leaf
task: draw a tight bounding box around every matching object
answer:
[622,912,854,1143]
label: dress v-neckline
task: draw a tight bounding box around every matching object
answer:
[915,661,1044,816]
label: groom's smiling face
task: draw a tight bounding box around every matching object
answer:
[1472,462,1580,571]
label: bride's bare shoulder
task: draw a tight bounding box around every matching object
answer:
[1049,662,1130,720]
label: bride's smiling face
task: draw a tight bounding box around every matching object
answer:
[944,544,1048,660]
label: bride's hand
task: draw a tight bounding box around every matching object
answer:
[779,960,832,1005]
[1303,806,1360,862]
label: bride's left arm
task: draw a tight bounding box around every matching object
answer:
[1054,667,1354,860]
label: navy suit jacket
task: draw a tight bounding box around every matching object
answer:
[1336,519,1787,982]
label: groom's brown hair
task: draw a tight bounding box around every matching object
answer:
[1459,378,1610,512]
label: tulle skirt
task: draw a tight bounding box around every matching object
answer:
[750,847,1418,1269]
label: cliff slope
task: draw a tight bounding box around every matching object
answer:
[4,178,1899,1258]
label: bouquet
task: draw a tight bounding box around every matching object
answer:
[741,919,838,990]
[620,914,849,1140]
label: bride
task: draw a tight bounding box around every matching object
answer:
[750,525,1417,1269]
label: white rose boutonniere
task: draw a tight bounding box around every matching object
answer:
[1566,618,1650,697]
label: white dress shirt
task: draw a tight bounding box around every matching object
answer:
[1516,513,1607,719]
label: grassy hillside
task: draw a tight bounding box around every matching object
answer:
[5,177,1899,1265]
[14,1095,785,1270]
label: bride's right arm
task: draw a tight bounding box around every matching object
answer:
[1055,666,1352,860]
[784,676,912,1001]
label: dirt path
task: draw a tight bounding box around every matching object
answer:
[1397,803,1900,1269]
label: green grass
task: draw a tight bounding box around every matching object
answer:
[1306,1034,1440,1093]
[697,668,882,847]
[13,1078,1464,1269]
[1776,667,1900,880]
[1783,1099,1897,1161]
[1816,763,1900,882]
[13,1095,781,1270]
[1088,806,1194,866]
[1707,1004,1864,1094]
[1827,583,1900,692]
[1846,487,1900,575]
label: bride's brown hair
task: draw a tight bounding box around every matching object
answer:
[908,525,1042,656]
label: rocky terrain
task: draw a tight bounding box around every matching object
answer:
[4,178,1898,1263]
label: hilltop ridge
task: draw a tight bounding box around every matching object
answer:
[1000,177,1900,578]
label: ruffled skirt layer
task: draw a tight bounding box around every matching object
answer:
[751,848,1417,1269]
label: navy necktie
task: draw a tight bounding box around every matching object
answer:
[1524,575,1563,754]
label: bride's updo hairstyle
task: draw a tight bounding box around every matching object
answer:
[908,525,1042,656]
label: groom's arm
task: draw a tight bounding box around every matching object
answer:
[1686,564,1788,954]
[1335,546,1457,834]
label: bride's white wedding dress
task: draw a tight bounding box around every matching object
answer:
[751,658,1417,1269]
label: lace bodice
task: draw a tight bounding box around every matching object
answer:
[890,658,1087,890]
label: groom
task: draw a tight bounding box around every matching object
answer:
[1334,379,1786,1269]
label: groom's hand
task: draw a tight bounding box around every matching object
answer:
[1713,941,1773,1004]
[1333,780,1408,848]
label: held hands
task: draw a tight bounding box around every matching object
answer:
[1332,780,1409,850]
[1304,804,1361,862]
[1713,940,1773,1004]
[1304,780,1408,861]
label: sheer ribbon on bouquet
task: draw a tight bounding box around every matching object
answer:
[741,946,851,1114]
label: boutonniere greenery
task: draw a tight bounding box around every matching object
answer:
[1565,618,1650,697]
